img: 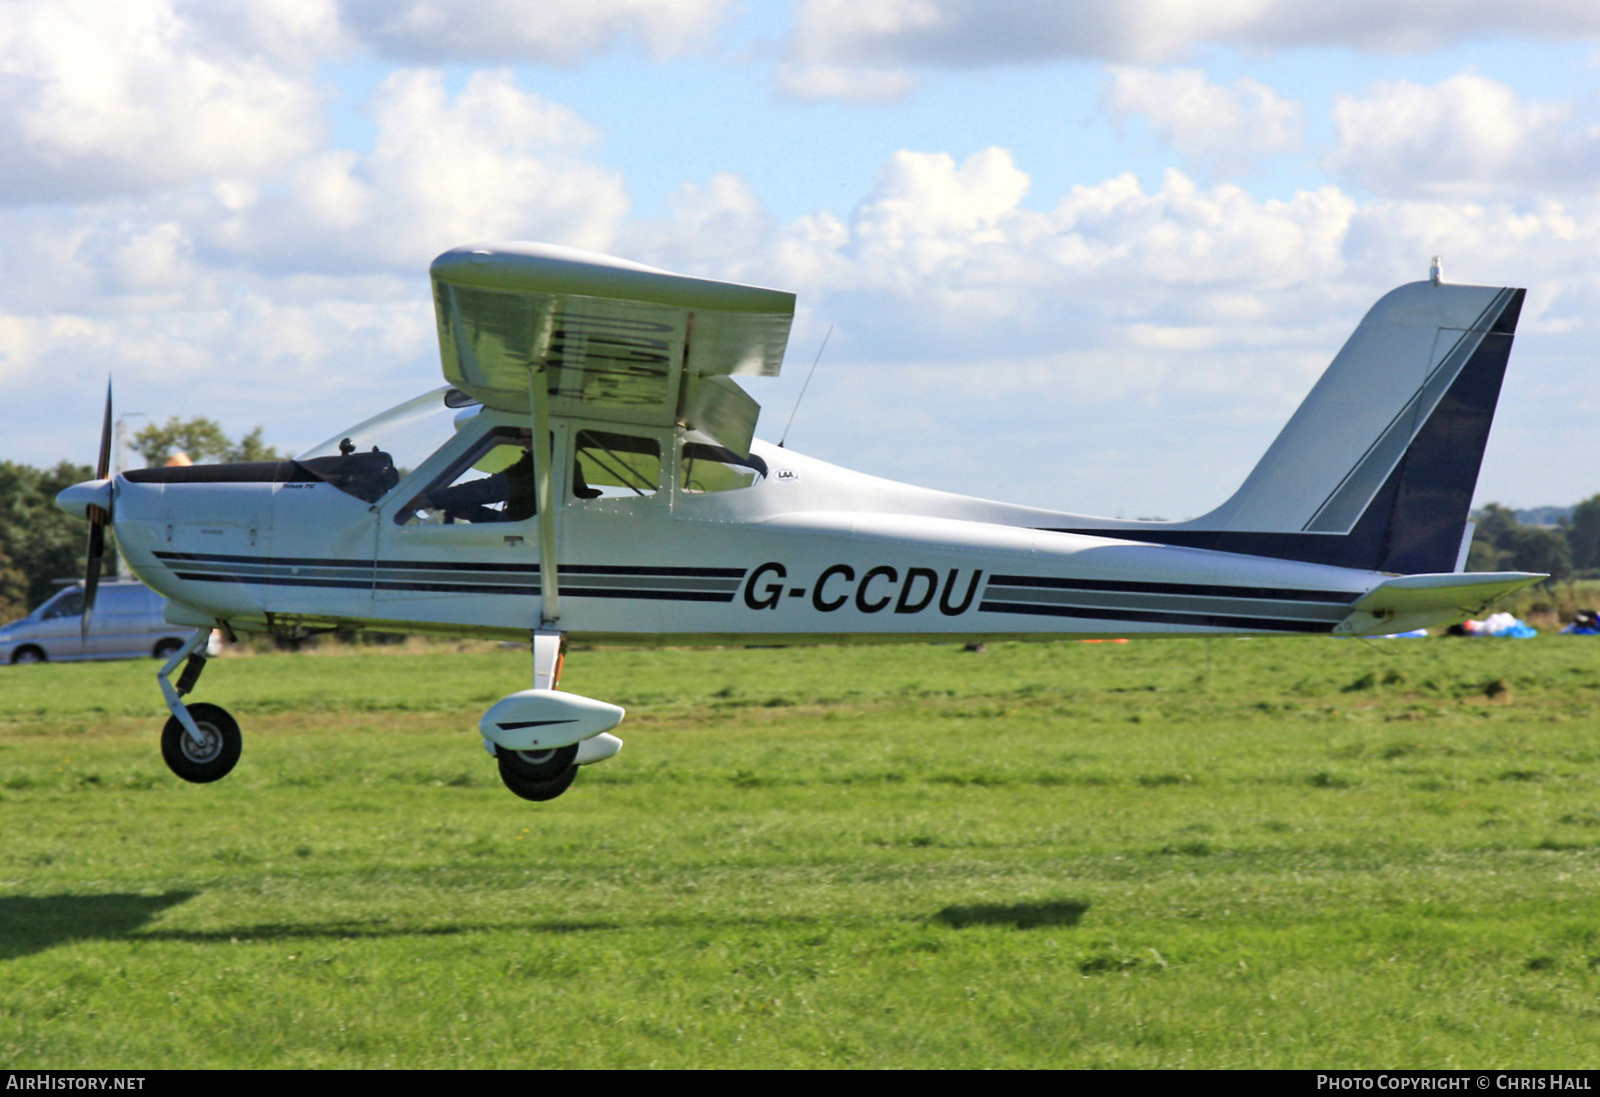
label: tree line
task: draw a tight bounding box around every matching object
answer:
[0,419,279,623]
[1467,501,1600,581]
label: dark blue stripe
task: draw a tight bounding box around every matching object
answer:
[173,571,733,601]
[161,551,532,573]
[561,588,735,602]
[559,565,746,578]
[986,575,1358,604]
[979,600,1336,633]
[156,550,745,579]
[173,571,373,591]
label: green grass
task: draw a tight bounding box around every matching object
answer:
[2,635,1599,1067]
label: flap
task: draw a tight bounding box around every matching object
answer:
[679,375,761,459]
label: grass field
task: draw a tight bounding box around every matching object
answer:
[2,634,1598,1068]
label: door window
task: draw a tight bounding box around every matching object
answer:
[395,428,535,525]
[572,430,660,500]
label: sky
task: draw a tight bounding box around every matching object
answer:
[3,0,1600,519]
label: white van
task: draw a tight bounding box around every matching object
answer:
[0,581,208,664]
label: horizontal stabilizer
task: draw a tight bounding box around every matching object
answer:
[1333,571,1544,636]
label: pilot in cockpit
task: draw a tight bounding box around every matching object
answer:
[421,446,601,524]
[424,447,536,523]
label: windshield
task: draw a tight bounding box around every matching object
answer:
[299,388,474,476]
[297,388,481,502]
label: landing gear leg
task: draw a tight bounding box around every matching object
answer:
[157,628,241,783]
[530,627,565,691]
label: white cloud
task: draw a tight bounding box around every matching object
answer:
[211,69,630,271]
[1327,73,1600,197]
[0,58,637,461]
[755,156,1360,362]
[177,0,348,68]
[855,148,1032,244]
[623,173,781,281]
[780,0,1600,99]
[339,0,734,64]
[773,62,918,104]
[0,0,326,203]
[1106,68,1303,174]
[621,151,1600,514]
[613,154,1371,511]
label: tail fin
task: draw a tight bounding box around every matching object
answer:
[1047,281,1525,574]
[1204,280,1523,558]
[1210,281,1523,573]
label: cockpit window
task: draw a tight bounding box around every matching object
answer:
[297,388,470,503]
[396,428,535,525]
[680,442,767,494]
[572,430,660,500]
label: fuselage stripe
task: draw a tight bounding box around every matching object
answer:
[153,550,746,579]
[977,600,1337,633]
[157,552,1348,624]
[170,571,736,601]
[984,574,1358,604]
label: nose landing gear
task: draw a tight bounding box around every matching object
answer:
[160,701,241,783]
[156,628,241,784]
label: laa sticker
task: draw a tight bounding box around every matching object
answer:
[774,469,799,483]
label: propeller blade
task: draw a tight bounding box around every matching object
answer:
[82,521,104,642]
[95,377,113,480]
[82,377,113,642]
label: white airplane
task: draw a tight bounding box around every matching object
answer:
[55,244,1543,802]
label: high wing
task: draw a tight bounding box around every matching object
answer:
[430,242,795,458]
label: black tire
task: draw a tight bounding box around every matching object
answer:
[153,638,184,661]
[160,702,241,784]
[497,744,580,802]
[10,646,46,665]
[498,743,579,780]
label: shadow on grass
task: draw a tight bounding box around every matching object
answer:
[0,892,197,959]
[0,895,620,957]
[934,899,1090,930]
[138,919,621,943]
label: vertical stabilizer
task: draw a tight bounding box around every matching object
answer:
[1043,281,1524,575]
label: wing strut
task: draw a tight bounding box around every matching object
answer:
[529,366,560,627]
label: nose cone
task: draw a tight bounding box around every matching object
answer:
[55,478,113,521]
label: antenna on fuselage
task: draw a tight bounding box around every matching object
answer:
[778,324,832,449]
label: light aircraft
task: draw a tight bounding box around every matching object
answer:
[54,244,1543,802]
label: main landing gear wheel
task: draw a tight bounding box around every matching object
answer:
[496,743,579,802]
[160,702,242,784]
